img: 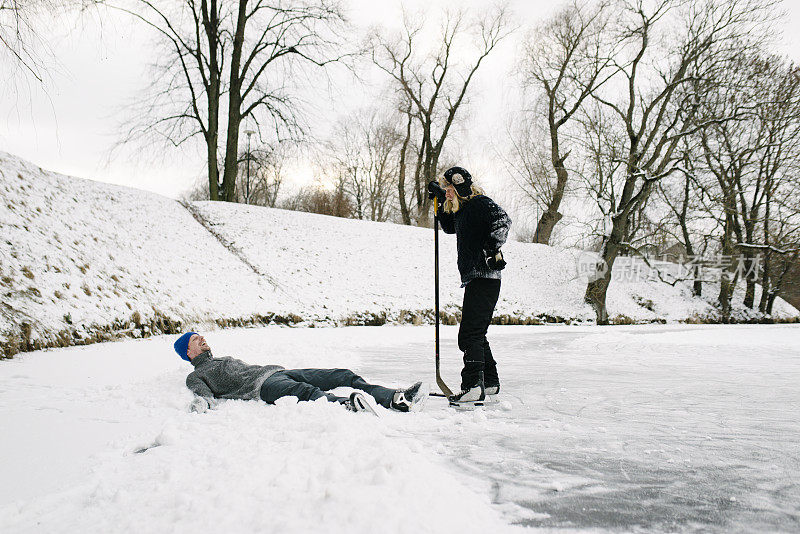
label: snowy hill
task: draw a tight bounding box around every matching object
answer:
[0,152,295,355]
[1,151,796,356]
[189,201,724,323]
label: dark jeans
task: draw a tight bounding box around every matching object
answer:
[259,368,396,408]
[458,278,501,390]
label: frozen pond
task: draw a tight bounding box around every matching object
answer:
[1,324,798,533]
[361,324,800,532]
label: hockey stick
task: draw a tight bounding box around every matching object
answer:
[433,198,454,397]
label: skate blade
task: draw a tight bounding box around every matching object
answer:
[352,393,380,417]
[411,382,431,412]
[448,395,504,409]
[448,400,485,409]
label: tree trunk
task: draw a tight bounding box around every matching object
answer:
[536,119,569,245]
[533,209,563,244]
[693,269,703,297]
[768,260,784,314]
[743,250,756,309]
[718,273,732,322]
[684,226,702,297]
[222,117,242,201]
[584,218,624,325]
[397,112,413,225]
[766,252,798,315]
[742,219,757,309]
[207,138,220,201]
[203,0,221,201]
[678,175,701,296]
[585,270,611,325]
[718,221,734,322]
[759,196,772,313]
[766,291,778,315]
[758,251,770,313]
[220,0,248,202]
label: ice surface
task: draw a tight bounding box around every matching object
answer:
[1,324,798,533]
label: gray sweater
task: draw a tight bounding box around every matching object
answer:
[186,350,284,401]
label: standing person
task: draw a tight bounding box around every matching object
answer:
[427,167,511,404]
[174,332,428,414]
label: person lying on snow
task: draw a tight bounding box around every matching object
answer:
[174,332,428,414]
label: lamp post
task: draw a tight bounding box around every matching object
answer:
[244,129,255,204]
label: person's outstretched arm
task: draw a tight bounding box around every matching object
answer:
[186,372,217,412]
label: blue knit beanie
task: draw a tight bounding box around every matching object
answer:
[174,332,197,361]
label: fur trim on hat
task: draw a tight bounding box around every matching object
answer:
[438,176,485,214]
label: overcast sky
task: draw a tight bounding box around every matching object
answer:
[2,0,800,200]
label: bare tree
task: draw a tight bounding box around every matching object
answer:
[501,116,554,241]
[395,102,418,225]
[320,110,401,222]
[655,147,716,296]
[115,0,352,201]
[581,0,773,324]
[1,0,96,93]
[757,145,800,313]
[574,100,624,244]
[518,0,615,244]
[694,51,800,318]
[113,0,225,199]
[257,143,289,208]
[373,7,513,225]
[281,180,353,218]
[233,141,291,207]
[362,114,401,222]
[217,1,354,203]
[758,194,800,314]
[319,115,365,217]
[1,1,49,85]
[744,58,800,312]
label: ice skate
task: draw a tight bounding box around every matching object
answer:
[391,381,429,412]
[345,392,379,416]
[448,373,485,408]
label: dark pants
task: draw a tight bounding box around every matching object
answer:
[259,368,396,409]
[458,278,501,390]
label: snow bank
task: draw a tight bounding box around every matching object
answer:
[1,400,516,534]
[1,150,796,355]
[2,324,798,532]
[0,152,297,352]
[192,202,796,324]
[0,329,521,533]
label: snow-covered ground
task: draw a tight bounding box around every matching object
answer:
[3,150,795,355]
[0,151,292,350]
[190,201,724,325]
[1,324,798,533]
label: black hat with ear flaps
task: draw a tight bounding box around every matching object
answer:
[443,166,473,197]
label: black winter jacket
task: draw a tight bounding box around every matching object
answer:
[438,195,511,286]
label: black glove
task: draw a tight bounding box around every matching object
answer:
[427,180,447,204]
[486,249,506,270]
